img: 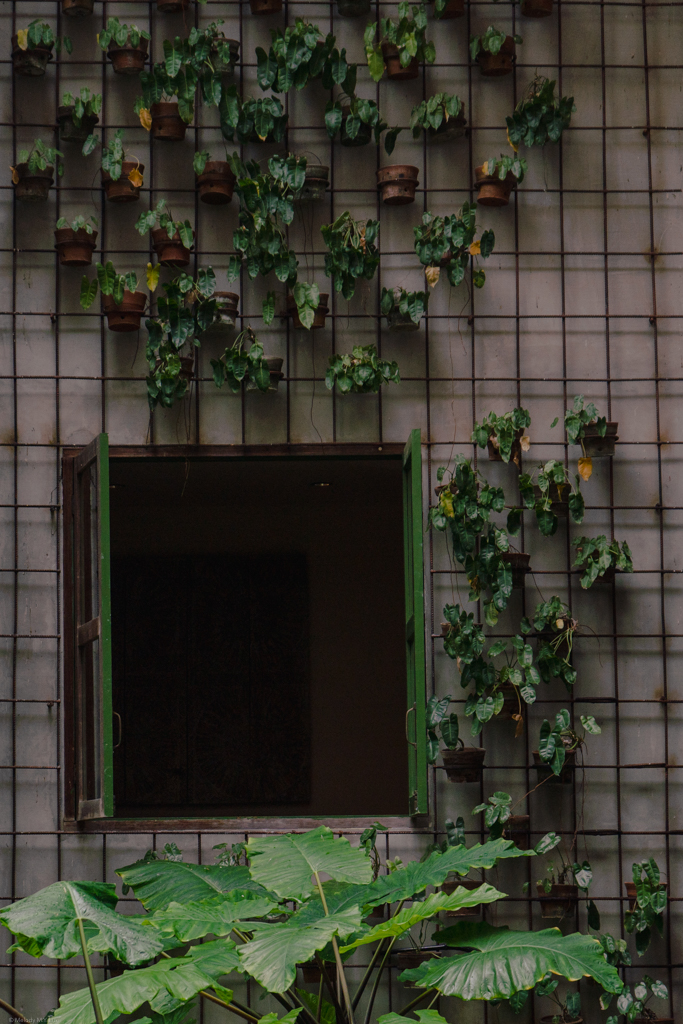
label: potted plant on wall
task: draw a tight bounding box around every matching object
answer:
[515,459,585,537]
[410,94,467,143]
[98,18,150,74]
[472,407,531,465]
[506,76,575,147]
[572,535,633,589]
[325,346,400,394]
[472,792,531,849]
[219,88,288,143]
[255,19,350,94]
[54,215,98,266]
[470,27,522,76]
[135,34,205,139]
[564,394,618,459]
[601,976,669,1024]
[532,856,593,921]
[427,701,485,783]
[531,596,578,692]
[193,150,235,205]
[296,161,329,201]
[286,283,329,330]
[525,975,582,1023]
[57,89,101,155]
[80,261,148,331]
[325,91,401,153]
[377,165,419,205]
[380,287,428,331]
[414,206,495,290]
[12,21,71,76]
[135,200,194,267]
[211,326,277,394]
[475,155,528,207]
[11,140,64,201]
[101,130,144,203]
[321,213,379,300]
[624,859,667,957]
[533,708,601,783]
[365,2,435,82]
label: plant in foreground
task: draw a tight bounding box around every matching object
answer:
[602,975,668,1024]
[410,93,464,139]
[537,708,601,776]
[478,154,528,185]
[472,406,531,465]
[414,206,495,289]
[101,129,143,184]
[572,535,633,589]
[624,859,667,956]
[97,17,150,50]
[135,199,194,249]
[322,212,380,299]
[470,26,522,62]
[326,345,399,394]
[56,214,98,234]
[15,19,71,53]
[60,87,102,155]
[380,286,429,327]
[211,327,272,395]
[256,19,351,94]
[11,139,64,180]
[80,261,142,309]
[364,2,435,81]
[506,76,575,148]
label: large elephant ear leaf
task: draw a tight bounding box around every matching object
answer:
[150,893,279,943]
[116,859,269,912]
[246,826,373,900]
[0,881,165,965]
[380,1012,448,1024]
[401,922,623,998]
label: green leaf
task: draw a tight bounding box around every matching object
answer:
[0,881,165,965]
[296,990,335,1024]
[262,291,275,326]
[116,859,269,912]
[238,908,362,992]
[247,826,373,900]
[80,277,98,310]
[149,893,278,942]
[406,922,623,997]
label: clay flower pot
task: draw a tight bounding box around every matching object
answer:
[522,0,553,15]
[102,290,146,332]
[501,551,530,589]
[533,748,576,784]
[152,228,191,267]
[396,950,437,986]
[441,877,482,916]
[108,38,148,75]
[581,422,618,457]
[435,0,464,17]
[337,0,371,14]
[475,165,518,207]
[487,428,525,463]
[381,42,419,81]
[625,881,667,912]
[62,0,93,16]
[300,961,336,984]
[377,165,419,206]
[199,292,240,343]
[212,39,240,75]
[477,36,516,76]
[537,883,578,919]
[429,107,467,143]
[151,102,188,142]
[287,293,329,330]
[249,0,283,13]
[197,162,235,205]
[247,356,284,392]
[385,303,420,332]
[298,165,329,201]
[12,36,53,76]
[54,228,97,267]
[442,746,485,783]
[102,162,144,203]
[532,481,568,517]
[340,110,372,147]
[157,0,189,11]
[504,815,531,850]
[14,164,53,202]
[58,106,99,144]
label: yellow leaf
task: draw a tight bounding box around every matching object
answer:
[556,619,564,630]
[128,166,143,188]
[96,32,100,44]
[469,240,481,256]
[16,29,28,50]
[506,127,518,153]
[513,713,524,739]
[146,262,160,292]
[440,490,454,517]
[578,456,593,481]
[424,265,440,288]
[520,435,531,452]
[10,166,18,185]
[139,108,152,131]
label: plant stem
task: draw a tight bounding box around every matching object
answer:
[200,989,260,1024]
[313,872,355,1024]
[76,917,104,1024]
[314,953,344,1022]
[397,988,438,1016]
[0,997,32,1024]
[351,899,404,1012]
[288,987,323,1024]
[362,937,396,1024]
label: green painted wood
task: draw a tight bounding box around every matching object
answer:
[98,433,114,817]
[402,430,427,816]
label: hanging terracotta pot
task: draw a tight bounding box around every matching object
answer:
[532,481,567,517]
[62,0,93,16]
[58,106,99,144]
[441,877,482,916]
[497,682,520,721]
[337,0,371,14]
[477,36,516,76]
[428,107,467,142]
[501,551,530,589]
[298,165,329,201]
[108,38,148,75]
[533,748,576,784]
[156,0,189,11]
[381,42,419,80]
[197,162,235,205]
[581,422,618,457]
[102,291,146,332]
[287,293,329,330]
[199,293,240,344]
[522,0,553,15]
[14,164,53,201]
[475,165,518,207]
[442,746,485,783]
[377,165,419,206]
[249,0,283,13]
[385,303,420,332]
[340,110,373,147]
[486,427,525,463]
[537,883,578,919]
[434,0,464,17]
[12,37,53,76]
[102,162,144,203]
[152,228,191,267]
[245,356,284,392]
[151,102,188,141]
[504,815,531,850]
[211,38,240,75]
[54,228,98,267]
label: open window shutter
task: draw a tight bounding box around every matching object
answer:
[72,434,113,819]
[403,429,427,816]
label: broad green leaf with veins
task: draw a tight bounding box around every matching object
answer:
[117,859,269,912]
[0,881,164,965]
[149,893,279,942]
[247,826,372,900]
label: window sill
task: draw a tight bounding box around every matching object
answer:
[61,814,432,834]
